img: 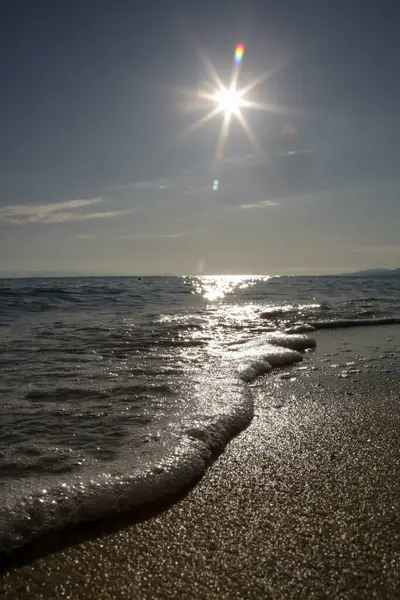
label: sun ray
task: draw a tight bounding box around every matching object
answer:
[244,99,315,121]
[214,112,232,162]
[193,42,225,93]
[243,99,296,117]
[236,111,266,159]
[229,63,242,94]
[175,106,221,144]
[240,70,273,96]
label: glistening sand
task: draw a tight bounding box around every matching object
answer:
[1,327,399,599]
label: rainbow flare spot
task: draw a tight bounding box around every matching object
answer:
[234,43,244,65]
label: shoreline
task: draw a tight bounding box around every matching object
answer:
[1,328,400,598]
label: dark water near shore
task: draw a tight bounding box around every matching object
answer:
[0,274,399,553]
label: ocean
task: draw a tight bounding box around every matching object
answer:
[1,274,399,555]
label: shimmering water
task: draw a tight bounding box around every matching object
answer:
[0,274,399,553]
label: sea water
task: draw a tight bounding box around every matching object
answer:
[0,275,399,553]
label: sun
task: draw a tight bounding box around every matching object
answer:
[214,86,245,117]
[172,41,287,163]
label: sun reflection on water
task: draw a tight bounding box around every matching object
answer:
[195,275,272,301]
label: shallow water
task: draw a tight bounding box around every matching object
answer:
[0,274,399,553]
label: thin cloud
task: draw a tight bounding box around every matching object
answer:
[109,178,180,192]
[352,245,400,253]
[111,180,167,191]
[108,172,204,194]
[237,200,280,210]
[40,210,125,223]
[132,180,169,190]
[120,232,188,240]
[0,197,126,225]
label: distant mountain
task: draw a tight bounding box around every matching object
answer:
[343,268,400,277]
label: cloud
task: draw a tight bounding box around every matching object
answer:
[120,232,188,240]
[109,177,191,192]
[115,180,203,194]
[352,245,400,254]
[74,234,96,239]
[108,170,211,195]
[131,180,170,190]
[110,180,166,191]
[0,197,126,224]
[39,210,125,223]
[237,200,280,210]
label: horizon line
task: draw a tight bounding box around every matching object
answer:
[0,268,398,279]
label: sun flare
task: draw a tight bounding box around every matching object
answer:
[214,86,245,117]
[174,40,287,163]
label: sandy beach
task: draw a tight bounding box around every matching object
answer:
[1,328,399,599]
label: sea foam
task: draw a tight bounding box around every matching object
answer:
[0,332,314,555]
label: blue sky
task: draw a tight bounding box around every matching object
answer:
[1,0,400,275]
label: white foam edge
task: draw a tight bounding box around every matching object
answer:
[0,380,253,555]
[229,333,316,382]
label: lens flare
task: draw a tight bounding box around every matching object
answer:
[234,43,244,65]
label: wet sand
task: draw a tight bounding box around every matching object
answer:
[1,329,400,599]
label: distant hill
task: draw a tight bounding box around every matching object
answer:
[343,268,400,277]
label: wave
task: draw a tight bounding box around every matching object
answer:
[2,313,399,555]
[311,317,400,329]
[0,332,315,556]
[0,372,253,556]
[259,303,326,319]
[229,333,315,382]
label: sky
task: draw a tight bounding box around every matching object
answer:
[0,0,400,276]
